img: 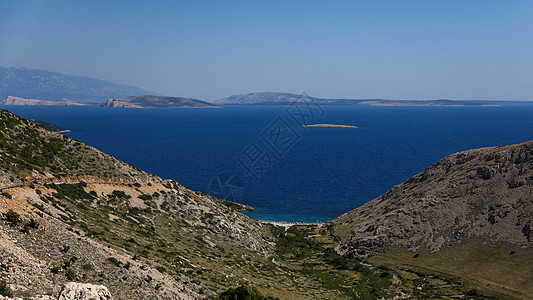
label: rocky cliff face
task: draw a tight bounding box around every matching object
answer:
[332,141,533,257]
[101,95,218,108]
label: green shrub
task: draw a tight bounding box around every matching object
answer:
[61,245,70,253]
[76,203,88,210]
[217,285,278,300]
[22,218,39,233]
[0,280,13,297]
[111,190,131,199]
[66,268,77,280]
[50,264,61,274]
[138,194,152,201]
[56,183,93,200]
[107,257,122,267]
[4,209,20,226]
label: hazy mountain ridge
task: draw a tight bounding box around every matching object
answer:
[214,92,315,104]
[0,67,152,103]
[2,67,530,107]
[101,95,219,108]
[332,140,533,257]
[215,92,531,106]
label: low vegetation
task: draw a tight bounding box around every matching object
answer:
[271,225,394,299]
[216,285,278,300]
[1,180,501,299]
[4,209,21,226]
[0,280,13,297]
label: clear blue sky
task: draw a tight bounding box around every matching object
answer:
[1,0,532,100]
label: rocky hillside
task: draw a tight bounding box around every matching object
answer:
[0,96,87,106]
[0,109,158,187]
[0,67,151,103]
[0,180,275,299]
[0,109,276,298]
[1,109,509,299]
[101,96,219,108]
[332,140,533,257]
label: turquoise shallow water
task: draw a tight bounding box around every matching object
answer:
[4,104,533,222]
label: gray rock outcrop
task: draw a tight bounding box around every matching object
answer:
[57,282,113,300]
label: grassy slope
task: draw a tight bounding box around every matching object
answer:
[369,240,533,299]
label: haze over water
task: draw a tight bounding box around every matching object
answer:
[4,104,533,222]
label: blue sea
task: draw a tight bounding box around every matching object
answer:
[3,105,533,222]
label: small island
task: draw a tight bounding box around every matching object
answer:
[304,124,359,128]
[1,96,87,106]
[101,95,220,108]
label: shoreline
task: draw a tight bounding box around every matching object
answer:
[259,220,329,229]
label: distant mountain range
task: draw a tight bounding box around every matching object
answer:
[214,92,315,105]
[215,92,533,106]
[2,67,532,107]
[0,67,152,103]
[101,95,219,108]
